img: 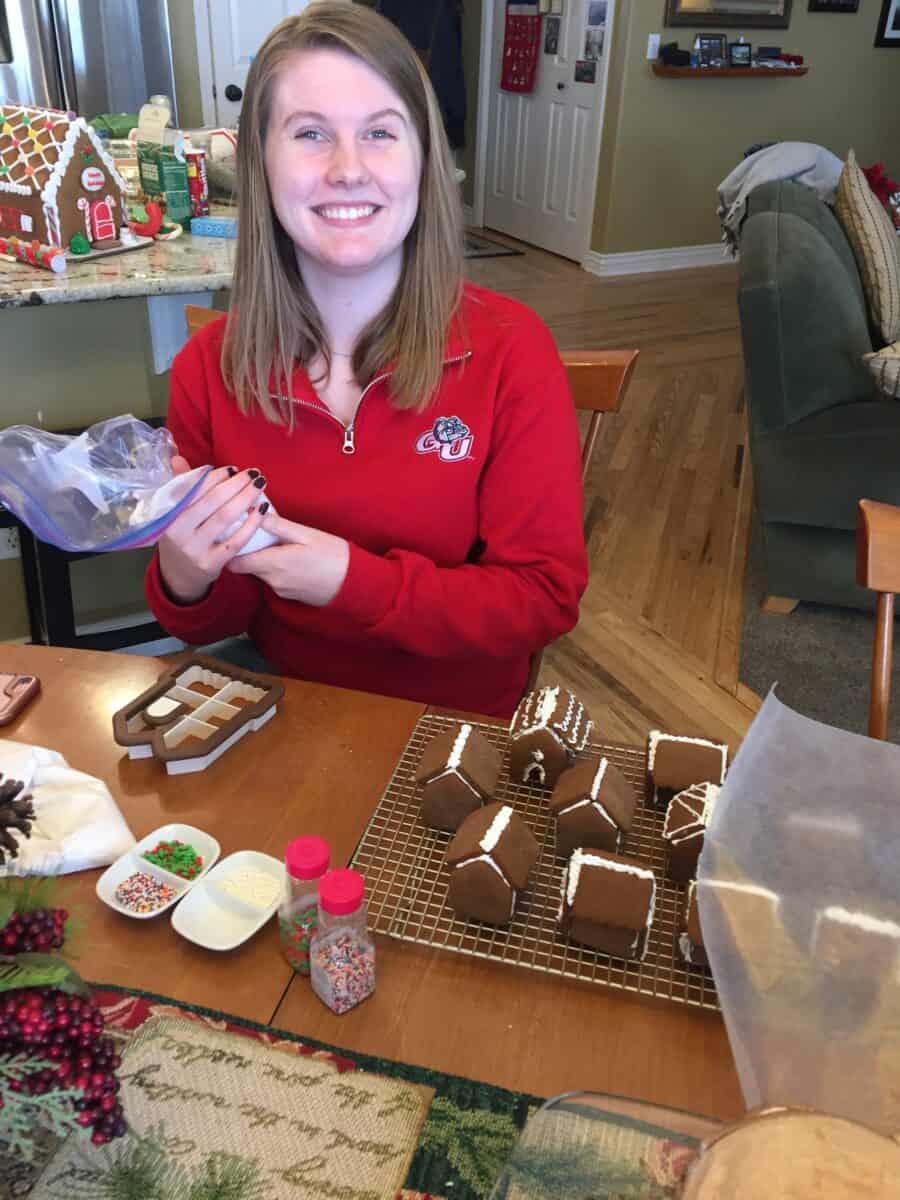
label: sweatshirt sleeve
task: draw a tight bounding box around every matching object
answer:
[329,314,588,659]
[144,336,264,645]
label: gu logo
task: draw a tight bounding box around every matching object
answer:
[415,415,474,463]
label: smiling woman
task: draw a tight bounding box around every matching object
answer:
[143,3,589,718]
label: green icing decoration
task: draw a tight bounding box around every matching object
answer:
[69,233,91,255]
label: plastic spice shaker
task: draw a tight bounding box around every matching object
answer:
[278,836,330,976]
[310,868,376,1014]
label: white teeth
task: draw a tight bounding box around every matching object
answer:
[319,205,376,221]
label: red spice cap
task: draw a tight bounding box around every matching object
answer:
[285,836,330,881]
[319,868,365,916]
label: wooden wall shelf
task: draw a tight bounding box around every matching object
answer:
[652,63,808,78]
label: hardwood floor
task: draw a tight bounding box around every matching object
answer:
[467,238,759,751]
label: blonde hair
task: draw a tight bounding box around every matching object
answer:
[222,2,464,422]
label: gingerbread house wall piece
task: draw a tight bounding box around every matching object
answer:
[0,104,127,249]
[662,781,720,883]
[445,802,539,924]
[549,755,635,858]
[678,880,708,967]
[509,685,594,788]
[414,722,501,831]
[558,848,656,960]
[646,731,728,809]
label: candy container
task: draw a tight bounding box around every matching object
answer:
[278,836,330,976]
[310,869,375,1014]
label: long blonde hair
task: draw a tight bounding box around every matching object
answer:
[222,2,464,422]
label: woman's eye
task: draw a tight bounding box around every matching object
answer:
[368,128,395,141]
[295,129,324,141]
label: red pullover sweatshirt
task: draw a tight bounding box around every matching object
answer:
[145,283,587,717]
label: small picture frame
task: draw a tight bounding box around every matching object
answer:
[728,41,753,65]
[698,33,728,64]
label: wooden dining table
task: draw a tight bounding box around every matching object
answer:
[1,643,744,1122]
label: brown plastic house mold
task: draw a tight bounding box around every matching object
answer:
[112,655,284,775]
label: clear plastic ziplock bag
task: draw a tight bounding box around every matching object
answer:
[699,689,900,1135]
[0,416,210,552]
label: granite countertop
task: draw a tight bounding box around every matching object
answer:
[0,232,236,309]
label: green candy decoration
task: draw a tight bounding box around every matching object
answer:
[69,233,91,255]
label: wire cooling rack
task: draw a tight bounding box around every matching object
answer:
[351,713,719,1012]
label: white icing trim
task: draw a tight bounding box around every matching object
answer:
[556,796,617,829]
[564,850,656,958]
[708,880,779,902]
[480,805,512,853]
[428,765,480,799]
[678,932,694,963]
[523,755,546,785]
[447,723,472,770]
[0,180,31,196]
[454,853,515,918]
[512,685,593,756]
[647,731,727,784]
[589,757,608,800]
[817,906,900,940]
[662,782,720,846]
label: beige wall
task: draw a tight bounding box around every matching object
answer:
[595,2,900,253]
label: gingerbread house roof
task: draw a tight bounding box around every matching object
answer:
[662,781,720,846]
[446,802,538,890]
[510,685,593,755]
[0,104,126,204]
[414,723,499,797]
[560,849,656,941]
[549,755,633,831]
[647,731,728,786]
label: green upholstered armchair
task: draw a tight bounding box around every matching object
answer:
[738,179,900,611]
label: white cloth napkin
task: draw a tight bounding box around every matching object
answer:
[0,738,135,875]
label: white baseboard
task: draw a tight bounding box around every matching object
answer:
[582,243,732,277]
[462,204,477,228]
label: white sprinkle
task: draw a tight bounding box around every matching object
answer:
[480,805,513,854]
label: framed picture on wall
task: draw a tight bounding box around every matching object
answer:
[665,0,792,27]
[875,0,900,45]
[728,41,753,65]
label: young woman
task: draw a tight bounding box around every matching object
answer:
[145,3,587,718]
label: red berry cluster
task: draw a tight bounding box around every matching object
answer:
[0,986,127,1145]
[1,906,67,954]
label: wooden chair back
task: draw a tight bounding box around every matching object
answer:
[856,498,900,739]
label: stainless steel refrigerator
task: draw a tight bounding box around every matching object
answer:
[1,0,177,120]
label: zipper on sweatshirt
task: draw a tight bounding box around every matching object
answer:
[282,350,472,456]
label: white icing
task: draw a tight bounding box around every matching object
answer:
[454,854,515,918]
[480,805,512,854]
[678,932,694,963]
[563,850,657,962]
[556,796,617,829]
[818,906,900,940]
[523,756,546,785]
[429,766,480,799]
[708,880,779,904]
[589,758,608,800]
[447,723,472,770]
[647,731,727,784]
[511,685,593,756]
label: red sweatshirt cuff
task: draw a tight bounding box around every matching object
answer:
[146,553,237,642]
[329,543,399,628]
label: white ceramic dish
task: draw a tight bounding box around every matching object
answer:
[96,823,218,920]
[170,850,285,951]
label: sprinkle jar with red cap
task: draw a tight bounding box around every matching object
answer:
[278,836,330,975]
[310,868,376,1014]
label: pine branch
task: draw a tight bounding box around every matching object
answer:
[186,1153,267,1200]
[44,1123,191,1199]
[0,1054,82,1163]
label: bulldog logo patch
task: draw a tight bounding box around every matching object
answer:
[415,415,474,463]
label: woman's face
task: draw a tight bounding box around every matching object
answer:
[264,48,423,280]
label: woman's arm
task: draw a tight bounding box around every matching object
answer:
[144,341,265,645]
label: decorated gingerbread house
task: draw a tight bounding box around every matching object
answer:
[0,104,127,250]
[445,802,539,925]
[558,848,657,960]
[646,731,728,809]
[509,685,594,787]
[549,754,635,858]
[662,781,720,883]
[414,722,501,831]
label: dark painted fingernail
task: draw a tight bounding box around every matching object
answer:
[259,501,270,514]
[227,466,238,477]
[247,468,260,479]
[253,476,266,489]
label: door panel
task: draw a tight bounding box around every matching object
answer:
[208,0,314,125]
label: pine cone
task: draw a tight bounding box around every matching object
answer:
[0,773,35,864]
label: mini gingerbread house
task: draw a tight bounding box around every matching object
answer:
[445,802,539,925]
[662,781,720,883]
[678,881,707,967]
[0,104,127,250]
[414,722,501,831]
[558,848,656,959]
[646,731,728,809]
[549,755,635,858]
[509,685,593,788]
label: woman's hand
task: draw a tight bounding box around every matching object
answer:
[157,462,268,604]
[228,513,350,607]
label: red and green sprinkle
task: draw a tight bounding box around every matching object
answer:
[142,839,204,880]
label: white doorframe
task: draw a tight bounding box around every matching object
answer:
[472,0,618,268]
[192,0,217,127]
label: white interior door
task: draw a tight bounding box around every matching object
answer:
[483,0,614,261]
[207,0,314,126]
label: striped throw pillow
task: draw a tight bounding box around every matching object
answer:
[864,341,900,399]
[835,149,900,346]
